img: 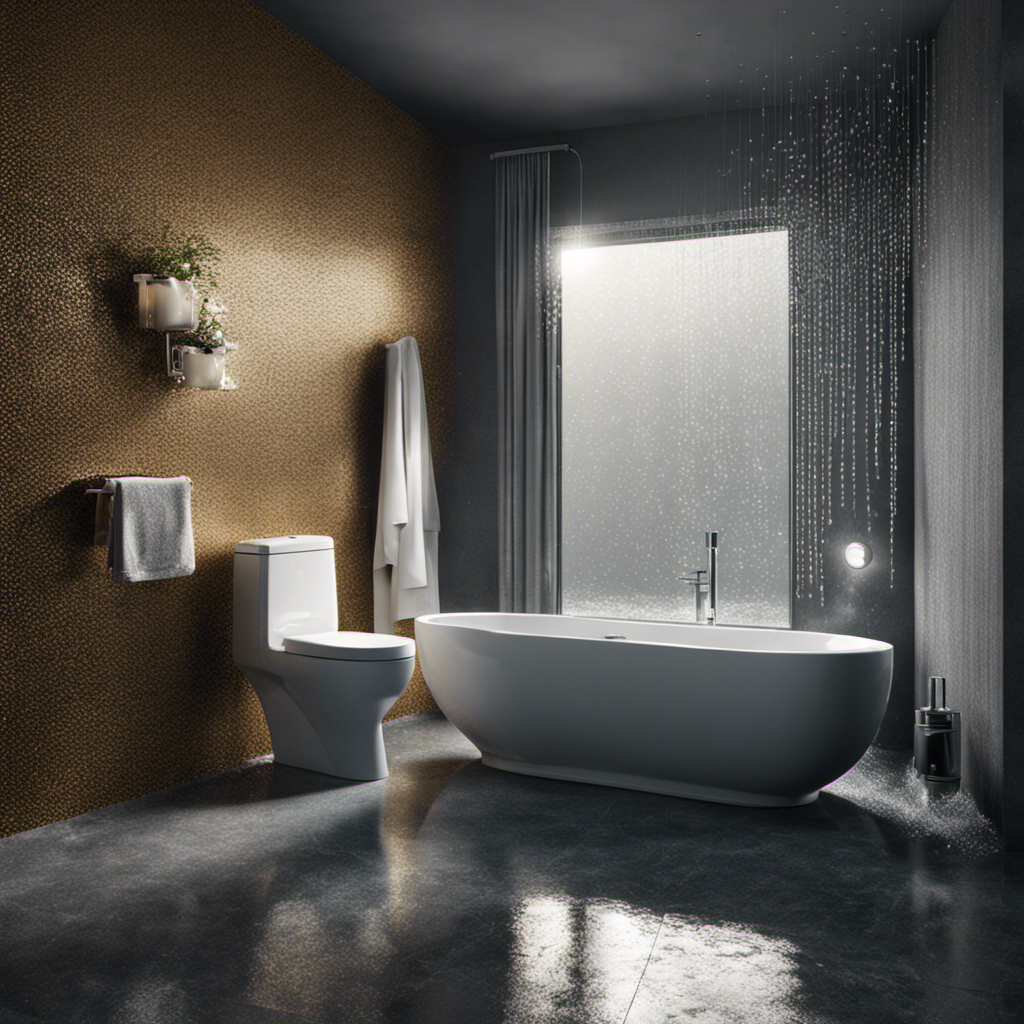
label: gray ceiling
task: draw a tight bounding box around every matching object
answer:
[255,0,953,144]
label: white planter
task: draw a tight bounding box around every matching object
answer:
[134,274,196,331]
[175,346,226,389]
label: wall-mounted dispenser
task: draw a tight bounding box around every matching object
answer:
[133,274,236,389]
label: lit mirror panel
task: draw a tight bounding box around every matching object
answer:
[560,230,790,626]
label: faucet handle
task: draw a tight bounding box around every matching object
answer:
[678,569,707,584]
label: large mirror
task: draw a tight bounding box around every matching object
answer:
[558,225,791,627]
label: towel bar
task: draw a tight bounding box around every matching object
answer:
[86,479,193,496]
[87,481,116,546]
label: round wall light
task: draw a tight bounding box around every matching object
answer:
[844,541,873,569]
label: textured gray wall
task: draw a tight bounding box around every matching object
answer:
[1003,0,1024,851]
[914,0,1003,826]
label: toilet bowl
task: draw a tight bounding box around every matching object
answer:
[233,535,414,779]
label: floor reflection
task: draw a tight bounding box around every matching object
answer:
[625,916,804,1024]
[508,897,660,1023]
[379,751,477,944]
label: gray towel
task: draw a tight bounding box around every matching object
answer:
[107,477,195,582]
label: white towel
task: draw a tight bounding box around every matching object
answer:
[107,477,195,582]
[373,337,440,631]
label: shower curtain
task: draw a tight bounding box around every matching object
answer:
[495,151,560,614]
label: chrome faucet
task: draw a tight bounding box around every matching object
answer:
[678,530,719,624]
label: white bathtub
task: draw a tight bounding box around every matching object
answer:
[414,613,892,807]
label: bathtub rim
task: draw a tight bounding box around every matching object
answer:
[415,611,892,657]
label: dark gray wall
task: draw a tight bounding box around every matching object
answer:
[1003,0,1024,850]
[914,0,1003,830]
[441,148,500,613]
[447,109,916,749]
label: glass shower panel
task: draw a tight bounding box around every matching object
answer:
[560,230,790,626]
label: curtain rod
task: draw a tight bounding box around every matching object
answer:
[490,144,584,229]
[489,144,572,160]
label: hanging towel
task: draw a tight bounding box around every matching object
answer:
[107,476,195,582]
[373,337,440,632]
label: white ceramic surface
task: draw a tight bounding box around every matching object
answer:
[414,613,893,806]
[233,539,413,779]
[142,275,196,330]
[180,346,225,389]
[283,631,416,661]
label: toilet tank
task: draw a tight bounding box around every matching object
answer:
[233,536,339,666]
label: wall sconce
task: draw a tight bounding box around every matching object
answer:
[844,541,873,569]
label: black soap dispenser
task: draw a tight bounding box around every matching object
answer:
[914,676,961,797]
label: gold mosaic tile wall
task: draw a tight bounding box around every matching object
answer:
[0,0,451,838]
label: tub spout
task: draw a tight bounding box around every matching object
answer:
[677,568,709,623]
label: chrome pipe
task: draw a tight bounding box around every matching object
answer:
[706,531,718,625]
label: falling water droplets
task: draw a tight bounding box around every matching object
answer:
[766,10,927,603]
[555,10,927,609]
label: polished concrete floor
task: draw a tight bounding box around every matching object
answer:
[0,712,1021,1024]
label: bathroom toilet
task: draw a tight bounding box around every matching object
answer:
[233,535,414,779]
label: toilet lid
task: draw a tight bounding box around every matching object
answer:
[283,631,416,662]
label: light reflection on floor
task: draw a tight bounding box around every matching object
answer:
[625,916,803,1024]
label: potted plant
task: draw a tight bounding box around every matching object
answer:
[141,230,233,388]
[142,230,222,292]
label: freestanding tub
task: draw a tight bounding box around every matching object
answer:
[414,613,892,807]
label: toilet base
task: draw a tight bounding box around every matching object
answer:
[238,653,415,781]
[272,723,389,780]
